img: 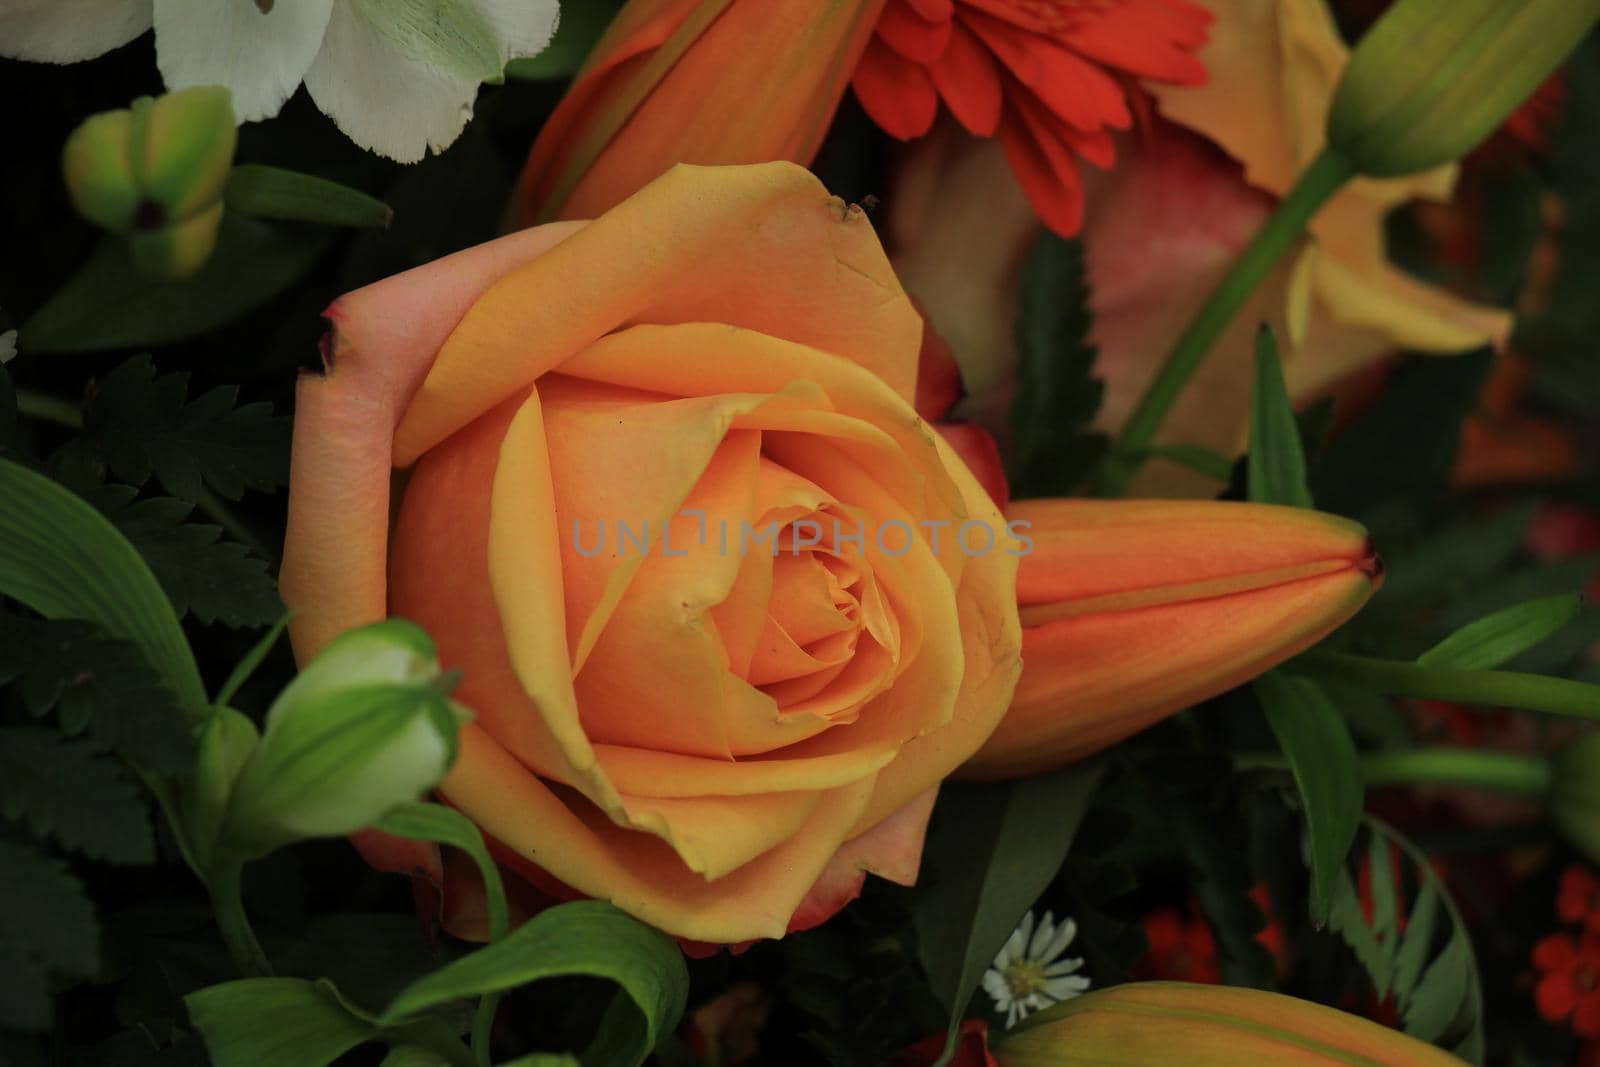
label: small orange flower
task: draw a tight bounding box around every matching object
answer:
[851,0,1211,235]
[1534,931,1600,1039]
[1560,866,1600,936]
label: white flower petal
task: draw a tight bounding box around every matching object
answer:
[981,970,1012,1010]
[1016,910,1036,954]
[1029,910,1057,960]
[1042,975,1091,1000]
[302,0,556,163]
[1041,916,1078,963]
[154,0,333,122]
[0,0,152,63]
[1042,956,1085,977]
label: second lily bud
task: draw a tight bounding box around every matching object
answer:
[965,500,1381,778]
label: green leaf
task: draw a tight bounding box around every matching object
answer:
[86,356,290,502]
[1405,930,1474,1046]
[1141,443,1234,483]
[381,901,688,1067]
[215,612,291,707]
[225,165,393,229]
[1254,671,1363,926]
[0,727,154,864]
[1247,326,1314,509]
[505,1,622,79]
[92,489,282,628]
[1392,879,1441,1012]
[0,457,205,716]
[0,614,196,774]
[913,760,1104,1065]
[0,840,101,1030]
[1416,593,1584,671]
[375,802,508,941]
[0,362,16,450]
[1008,234,1108,498]
[21,215,331,353]
[186,977,474,1067]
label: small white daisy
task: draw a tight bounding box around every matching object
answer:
[981,908,1091,1028]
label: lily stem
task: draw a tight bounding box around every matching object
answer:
[1289,649,1600,721]
[208,859,274,978]
[1096,147,1356,496]
[1243,746,1553,799]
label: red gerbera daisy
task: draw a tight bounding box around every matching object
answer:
[851,0,1212,236]
[1534,932,1600,1039]
[1560,867,1600,936]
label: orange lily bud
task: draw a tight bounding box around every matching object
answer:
[995,982,1465,1066]
[515,0,885,225]
[965,499,1381,779]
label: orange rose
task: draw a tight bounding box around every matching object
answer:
[281,162,1023,943]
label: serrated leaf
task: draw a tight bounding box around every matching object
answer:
[0,728,154,864]
[86,356,289,502]
[20,215,330,354]
[913,761,1104,1065]
[1008,234,1108,498]
[0,614,196,774]
[1393,879,1441,1013]
[381,901,687,1067]
[225,165,392,230]
[1247,326,1314,509]
[0,840,100,1030]
[1417,593,1584,671]
[1255,671,1363,926]
[0,456,206,717]
[91,488,282,628]
[1405,933,1473,1045]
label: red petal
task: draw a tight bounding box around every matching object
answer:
[877,0,953,63]
[1579,994,1600,1039]
[1538,974,1580,1023]
[929,21,1003,137]
[998,98,1086,236]
[938,422,1009,511]
[902,0,955,20]
[853,36,941,140]
[1536,933,1581,971]
[1063,0,1210,85]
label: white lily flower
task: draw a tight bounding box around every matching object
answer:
[981,909,1092,1028]
[0,0,559,163]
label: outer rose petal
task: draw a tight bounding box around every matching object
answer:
[395,163,923,466]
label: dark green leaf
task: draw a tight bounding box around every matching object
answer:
[913,761,1104,1064]
[1392,879,1441,1012]
[1008,235,1107,497]
[1405,931,1473,1046]
[21,215,331,353]
[1142,443,1234,483]
[504,1,623,79]
[225,165,393,229]
[381,901,687,1067]
[86,356,289,502]
[0,614,196,774]
[1254,671,1363,926]
[0,728,154,863]
[1247,326,1314,509]
[375,802,507,941]
[0,457,205,716]
[1416,593,1584,671]
[0,362,16,450]
[91,488,281,628]
[0,840,100,1030]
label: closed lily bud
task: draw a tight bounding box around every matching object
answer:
[1550,732,1600,867]
[515,0,885,223]
[995,982,1465,1066]
[61,85,237,278]
[1327,0,1600,178]
[218,620,466,859]
[965,501,1381,778]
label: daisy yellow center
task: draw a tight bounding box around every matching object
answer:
[1003,957,1051,1000]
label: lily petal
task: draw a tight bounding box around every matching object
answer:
[154,0,332,122]
[0,0,152,63]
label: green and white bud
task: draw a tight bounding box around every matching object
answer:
[61,85,237,278]
[218,620,467,860]
[1327,0,1600,178]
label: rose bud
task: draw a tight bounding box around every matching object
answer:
[217,620,465,860]
[282,162,1376,945]
[994,981,1466,1066]
[62,85,237,279]
[1328,0,1600,179]
[965,500,1380,778]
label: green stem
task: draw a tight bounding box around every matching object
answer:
[208,859,274,978]
[1096,148,1356,496]
[14,387,276,563]
[1291,650,1600,721]
[472,994,499,1067]
[1243,747,1553,799]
